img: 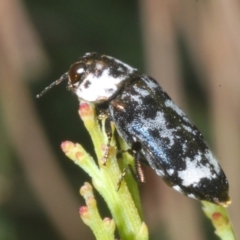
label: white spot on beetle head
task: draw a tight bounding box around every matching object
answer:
[70,53,137,104]
[75,69,126,103]
[96,63,104,70]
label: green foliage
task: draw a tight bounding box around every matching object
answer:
[62,103,148,240]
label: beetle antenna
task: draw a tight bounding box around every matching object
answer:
[36,72,68,98]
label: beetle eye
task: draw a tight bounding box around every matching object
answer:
[68,62,86,84]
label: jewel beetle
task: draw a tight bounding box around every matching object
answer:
[37,52,230,206]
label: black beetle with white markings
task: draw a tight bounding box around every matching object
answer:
[37,52,230,206]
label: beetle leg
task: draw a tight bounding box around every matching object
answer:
[102,116,112,165]
[117,164,135,191]
[117,145,146,190]
[134,151,146,183]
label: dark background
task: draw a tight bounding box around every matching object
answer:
[0,1,239,240]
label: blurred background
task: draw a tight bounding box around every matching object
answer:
[0,0,239,239]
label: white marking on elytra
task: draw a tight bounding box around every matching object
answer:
[178,155,214,187]
[165,99,184,116]
[173,185,182,193]
[143,75,159,89]
[131,85,149,106]
[130,94,143,105]
[195,152,202,161]
[138,111,178,148]
[133,85,149,97]
[187,193,197,200]
[165,99,191,124]
[182,142,187,153]
[167,169,174,175]
[156,169,164,177]
[204,150,221,174]
[107,56,137,74]
[183,125,196,135]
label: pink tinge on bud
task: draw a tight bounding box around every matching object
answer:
[79,206,88,216]
[79,102,90,112]
[103,217,111,223]
[79,102,95,119]
[61,141,74,153]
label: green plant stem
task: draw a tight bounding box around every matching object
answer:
[202,201,236,240]
[62,102,148,240]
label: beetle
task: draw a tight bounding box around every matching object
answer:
[37,52,230,206]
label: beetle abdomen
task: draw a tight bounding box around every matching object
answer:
[109,75,229,206]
